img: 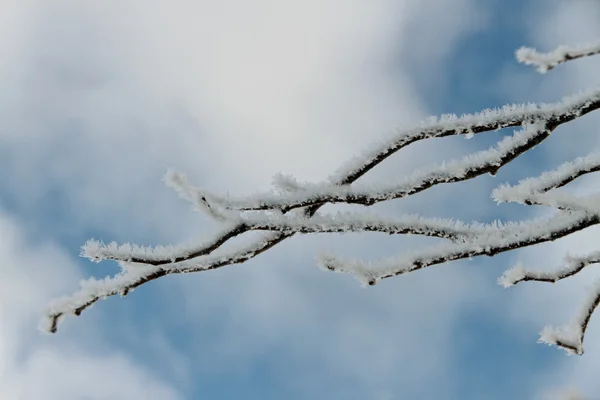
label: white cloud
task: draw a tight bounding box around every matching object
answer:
[0,212,182,399]
[0,0,487,232]
[6,348,181,400]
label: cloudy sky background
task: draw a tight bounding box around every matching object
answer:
[1,0,600,398]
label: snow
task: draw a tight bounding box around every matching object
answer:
[316,211,595,285]
[517,39,600,73]
[539,324,582,355]
[493,151,600,202]
[238,210,489,241]
[163,169,232,221]
[173,88,600,212]
[42,263,163,333]
[497,263,526,288]
[82,222,244,263]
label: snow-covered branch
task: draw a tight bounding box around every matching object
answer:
[517,39,600,73]
[318,211,598,285]
[499,253,600,355]
[161,91,600,213]
[44,38,600,357]
[200,122,556,211]
[238,211,491,241]
[492,151,600,200]
[499,252,600,287]
[45,231,287,333]
[539,280,600,356]
[76,88,600,268]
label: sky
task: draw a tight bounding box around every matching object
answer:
[1,0,600,399]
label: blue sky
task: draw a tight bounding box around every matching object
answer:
[1,1,600,399]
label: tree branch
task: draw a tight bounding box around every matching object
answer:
[517,39,600,73]
[318,211,599,285]
[499,252,600,287]
[164,91,600,212]
[44,36,600,358]
[47,87,600,331]
[492,151,600,201]
[237,211,490,242]
[499,253,600,355]
[539,282,600,356]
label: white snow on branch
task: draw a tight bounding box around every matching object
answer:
[497,263,527,288]
[539,324,584,356]
[163,169,232,221]
[317,211,595,286]
[517,40,600,73]
[175,86,600,212]
[239,210,492,241]
[328,86,600,184]
[271,173,322,194]
[209,123,553,211]
[42,263,163,333]
[528,191,600,213]
[500,254,600,354]
[81,222,243,263]
[46,231,288,332]
[496,189,600,214]
[493,151,600,202]
[538,278,600,355]
[499,252,600,287]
